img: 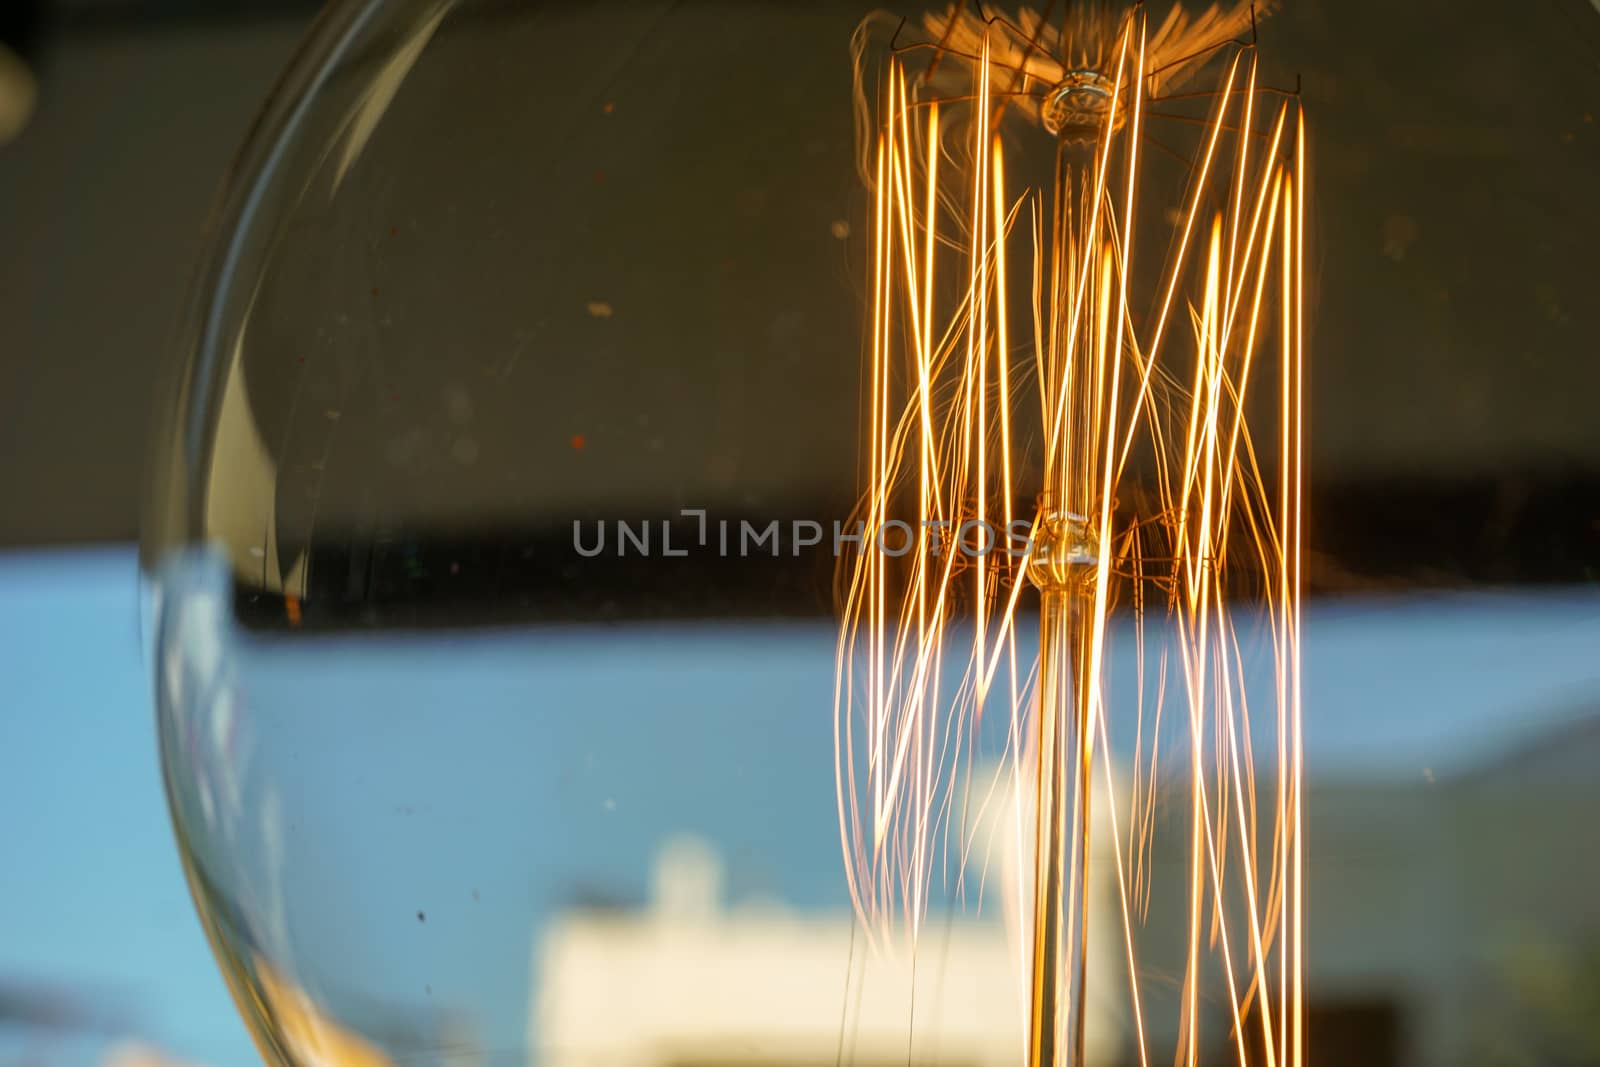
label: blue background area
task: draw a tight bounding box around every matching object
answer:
[4,546,1599,1065]
[1,547,254,1065]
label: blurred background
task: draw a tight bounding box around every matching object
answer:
[2,0,1599,1065]
[5,6,317,1065]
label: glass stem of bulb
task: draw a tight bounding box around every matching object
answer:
[1026,512,1097,1067]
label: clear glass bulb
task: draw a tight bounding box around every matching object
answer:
[140,3,1332,1065]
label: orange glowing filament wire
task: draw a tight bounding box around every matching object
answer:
[835,4,1305,1065]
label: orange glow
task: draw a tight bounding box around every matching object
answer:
[837,5,1306,1065]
